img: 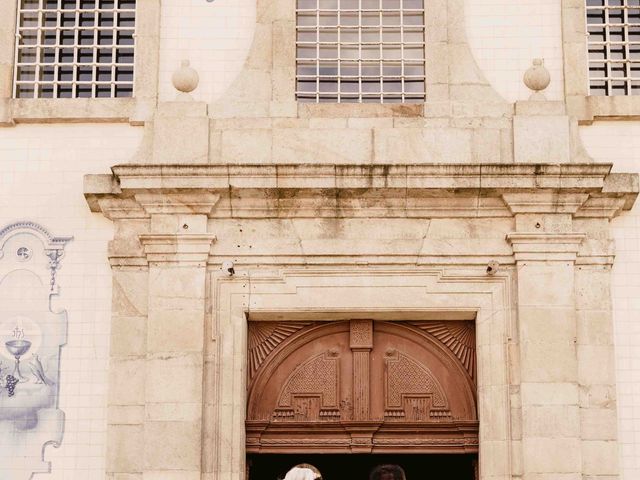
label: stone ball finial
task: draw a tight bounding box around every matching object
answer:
[172,59,199,94]
[523,58,550,100]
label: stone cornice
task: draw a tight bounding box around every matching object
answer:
[506,233,586,262]
[139,233,217,266]
[84,163,638,220]
[501,193,590,215]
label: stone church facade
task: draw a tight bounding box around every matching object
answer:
[1,1,640,479]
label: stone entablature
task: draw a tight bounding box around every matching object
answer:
[85,163,637,265]
[85,162,638,480]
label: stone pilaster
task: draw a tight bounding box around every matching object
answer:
[140,222,215,479]
[573,217,620,479]
[504,187,624,480]
[507,232,585,480]
[100,188,218,479]
[575,261,619,479]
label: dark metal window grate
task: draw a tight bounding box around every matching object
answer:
[586,0,640,96]
[295,0,426,103]
[13,0,136,99]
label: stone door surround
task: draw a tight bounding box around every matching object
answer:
[85,163,638,480]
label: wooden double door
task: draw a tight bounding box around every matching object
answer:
[246,320,478,454]
[247,453,478,480]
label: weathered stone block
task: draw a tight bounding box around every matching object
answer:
[581,440,619,475]
[111,315,147,357]
[520,339,578,383]
[519,308,577,344]
[522,405,580,437]
[578,345,616,386]
[143,421,201,470]
[221,129,272,164]
[113,271,149,316]
[580,408,618,440]
[272,128,373,164]
[108,358,146,406]
[520,382,579,406]
[108,405,145,425]
[152,103,209,164]
[107,425,144,473]
[148,267,205,300]
[576,310,613,346]
[145,402,202,422]
[523,438,582,473]
[146,309,205,353]
[513,114,571,164]
[145,353,203,404]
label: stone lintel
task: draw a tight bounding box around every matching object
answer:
[139,234,216,265]
[84,163,638,220]
[506,233,586,262]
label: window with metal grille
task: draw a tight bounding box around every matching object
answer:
[13,0,135,99]
[296,0,426,103]
[586,0,640,96]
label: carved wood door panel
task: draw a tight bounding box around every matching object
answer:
[246,320,478,454]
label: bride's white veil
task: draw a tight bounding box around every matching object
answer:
[283,466,319,480]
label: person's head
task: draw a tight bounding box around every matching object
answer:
[283,465,322,480]
[369,464,406,480]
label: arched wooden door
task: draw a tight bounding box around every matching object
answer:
[246,320,478,454]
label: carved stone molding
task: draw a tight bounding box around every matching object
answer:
[85,163,638,220]
[501,193,590,215]
[219,267,509,475]
[506,232,587,262]
[410,321,476,383]
[383,349,451,422]
[274,350,341,422]
[247,321,312,382]
[135,192,220,216]
[350,319,373,349]
[139,233,217,265]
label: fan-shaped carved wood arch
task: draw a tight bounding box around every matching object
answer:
[246,320,478,454]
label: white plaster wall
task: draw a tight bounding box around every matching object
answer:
[158,0,256,103]
[581,122,640,480]
[0,124,143,479]
[465,0,565,102]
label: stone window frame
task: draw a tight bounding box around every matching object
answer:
[0,0,160,126]
[563,0,640,122]
[211,0,505,119]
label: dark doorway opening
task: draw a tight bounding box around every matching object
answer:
[247,453,477,480]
